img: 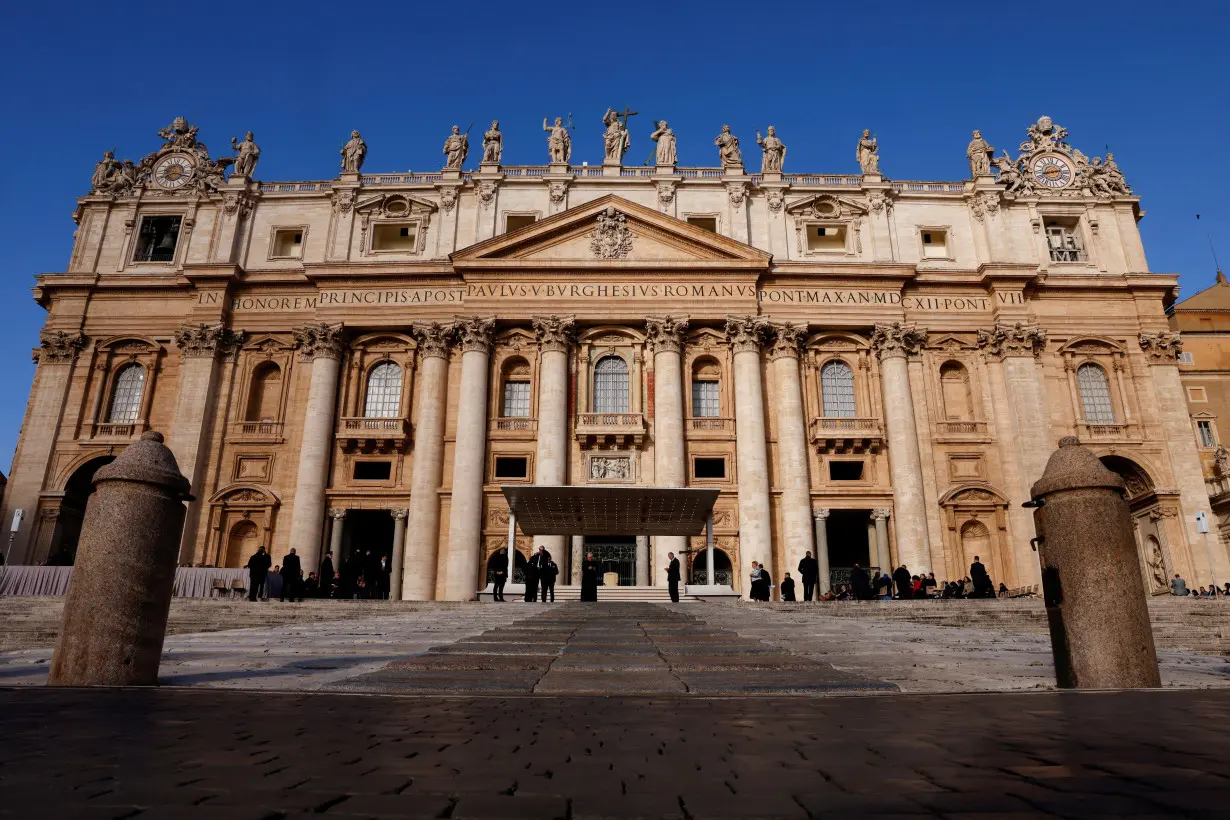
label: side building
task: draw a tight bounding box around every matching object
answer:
[3,114,1223,598]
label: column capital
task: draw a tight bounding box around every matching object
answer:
[768,322,807,361]
[390,508,409,521]
[293,322,345,362]
[725,315,769,353]
[871,508,891,521]
[645,315,689,354]
[37,330,86,365]
[976,321,1047,359]
[812,508,830,521]
[412,321,455,360]
[173,322,245,360]
[870,322,925,361]
[454,316,496,354]
[327,508,347,520]
[532,315,576,354]
[1138,330,1182,365]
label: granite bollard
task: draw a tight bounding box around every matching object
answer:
[1028,436,1161,688]
[48,431,193,686]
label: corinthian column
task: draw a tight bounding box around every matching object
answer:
[403,323,454,600]
[726,316,773,590]
[443,317,496,600]
[2,331,86,563]
[286,323,345,574]
[169,322,244,562]
[769,323,816,581]
[871,322,931,573]
[646,315,689,584]
[532,315,575,564]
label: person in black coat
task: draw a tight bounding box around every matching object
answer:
[666,551,681,602]
[580,552,600,602]
[798,551,820,601]
[892,564,913,600]
[245,545,272,601]
[780,572,797,602]
[318,551,335,599]
[281,548,303,602]
[541,558,559,602]
[970,556,993,598]
[490,548,509,602]
[850,563,871,600]
[758,565,774,601]
[526,546,549,602]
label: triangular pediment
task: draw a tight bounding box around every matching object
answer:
[452,195,770,269]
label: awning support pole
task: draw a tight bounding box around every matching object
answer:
[706,511,715,586]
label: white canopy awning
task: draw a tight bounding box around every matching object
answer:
[500,485,720,536]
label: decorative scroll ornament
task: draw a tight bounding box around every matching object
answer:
[589,207,634,259]
[968,190,1000,222]
[725,315,769,353]
[768,322,807,360]
[644,315,689,354]
[38,330,87,365]
[174,323,244,359]
[293,322,345,361]
[476,181,497,208]
[656,181,676,211]
[413,322,455,360]
[1138,330,1183,364]
[532,315,575,354]
[765,189,785,213]
[976,322,1047,358]
[438,186,458,212]
[994,115,1132,200]
[454,316,496,354]
[548,181,568,205]
[331,189,355,214]
[726,182,748,208]
[870,322,926,360]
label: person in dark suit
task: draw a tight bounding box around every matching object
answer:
[798,550,819,602]
[780,572,797,601]
[759,565,774,601]
[893,564,913,600]
[580,552,600,602]
[850,563,871,601]
[526,546,549,602]
[666,552,681,602]
[245,545,272,601]
[970,556,993,599]
[490,548,509,602]
[280,548,302,602]
[318,551,335,599]
[541,558,559,602]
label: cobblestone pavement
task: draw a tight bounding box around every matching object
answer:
[2,686,1229,818]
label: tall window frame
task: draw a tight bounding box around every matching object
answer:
[363,361,403,419]
[106,363,146,424]
[820,359,856,418]
[592,355,630,413]
[1076,363,1115,425]
[502,380,531,418]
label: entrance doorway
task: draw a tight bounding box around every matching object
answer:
[486,550,528,584]
[339,509,395,598]
[48,456,115,565]
[825,509,873,587]
[584,535,637,585]
[689,548,732,585]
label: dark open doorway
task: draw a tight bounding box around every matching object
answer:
[48,456,115,565]
[825,509,873,586]
[339,509,394,598]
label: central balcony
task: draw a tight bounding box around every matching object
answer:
[229,420,285,443]
[574,412,647,450]
[809,416,885,454]
[336,416,412,453]
[1076,421,1140,444]
[490,416,538,440]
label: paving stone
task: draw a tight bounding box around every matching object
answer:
[534,670,686,694]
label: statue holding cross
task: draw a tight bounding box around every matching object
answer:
[602,106,637,164]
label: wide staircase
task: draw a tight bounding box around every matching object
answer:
[545,585,678,603]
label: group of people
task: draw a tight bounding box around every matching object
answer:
[488,545,561,603]
[243,545,392,602]
[745,552,1007,603]
[1170,574,1230,598]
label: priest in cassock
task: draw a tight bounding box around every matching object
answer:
[580,552,600,602]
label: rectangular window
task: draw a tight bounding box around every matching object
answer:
[502,381,531,418]
[372,222,418,252]
[1197,420,1216,448]
[692,380,720,418]
[353,461,392,481]
[806,224,846,252]
[693,457,726,479]
[921,228,949,259]
[494,456,529,479]
[505,214,536,233]
[829,461,864,481]
[1189,386,1208,402]
[1045,222,1084,262]
[132,215,182,263]
[1179,351,1194,365]
[686,216,718,232]
[271,228,305,259]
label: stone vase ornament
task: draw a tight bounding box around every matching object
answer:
[48,431,193,687]
[1028,437,1161,689]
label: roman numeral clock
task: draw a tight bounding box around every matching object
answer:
[1031,154,1073,189]
[153,153,195,189]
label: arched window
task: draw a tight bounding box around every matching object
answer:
[691,359,721,418]
[245,361,282,422]
[363,361,403,418]
[106,363,145,423]
[939,361,973,420]
[501,358,531,418]
[593,355,630,413]
[820,360,856,418]
[1077,363,1115,424]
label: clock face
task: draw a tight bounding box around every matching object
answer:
[1031,154,1073,189]
[153,154,195,189]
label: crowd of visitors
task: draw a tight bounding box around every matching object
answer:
[740,553,1019,602]
[1169,573,1230,598]
[243,545,392,601]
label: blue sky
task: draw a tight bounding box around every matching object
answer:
[0,1,1227,473]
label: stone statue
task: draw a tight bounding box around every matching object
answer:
[1215,445,1230,477]
[967,129,994,177]
[756,126,786,173]
[341,130,367,173]
[650,120,676,166]
[602,108,631,163]
[856,129,879,174]
[543,116,571,164]
[1102,152,1131,195]
[993,151,1029,195]
[715,125,742,168]
[442,125,469,169]
[91,150,121,193]
[230,131,260,177]
[482,120,502,164]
